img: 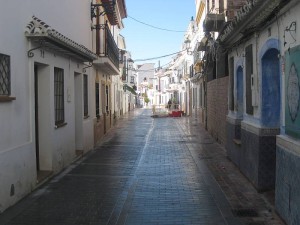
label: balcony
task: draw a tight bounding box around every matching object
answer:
[203,13,225,32]
[93,23,119,75]
[193,47,201,64]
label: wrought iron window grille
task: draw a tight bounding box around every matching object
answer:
[0,53,10,96]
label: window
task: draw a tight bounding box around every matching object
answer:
[83,75,88,117]
[190,65,194,78]
[106,85,109,113]
[0,54,11,96]
[199,84,202,107]
[54,67,65,125]
[245,44,253,115]
[130,76,134,83]
[101,83,105,114]
[95,82,100,117]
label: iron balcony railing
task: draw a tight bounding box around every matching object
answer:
[96,23,119,69]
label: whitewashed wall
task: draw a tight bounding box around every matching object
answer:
[0,0,94,212]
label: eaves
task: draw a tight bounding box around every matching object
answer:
[219,0,290,48]
[25,16,97,62]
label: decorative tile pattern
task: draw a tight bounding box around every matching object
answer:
[276,146,300,225]
[240,129,276,191]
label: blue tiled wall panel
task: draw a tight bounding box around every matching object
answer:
[226,122,241,167]
[276,146,300,225]
[240,129,259,186]
[240,129,276,191]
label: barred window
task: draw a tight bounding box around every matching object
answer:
[83,75,88,117]
[54,67,65,125]
[245,44,253,115]
[106,85,109,112]
[0,54,10,96]
[229,57,234,111]
[95,82,100,117]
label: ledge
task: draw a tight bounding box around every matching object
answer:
[233,138,242,146]
[0,96,16,102]
[277,135,300,156]
[55,122,67,129]
[226,116,242,125]
[241,121,280,136]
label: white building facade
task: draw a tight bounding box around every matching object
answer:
[0,0,128,212]
[0,0,98,212]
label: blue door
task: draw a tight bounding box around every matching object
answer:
[261,48,280,127]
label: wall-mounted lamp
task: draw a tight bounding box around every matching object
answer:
[284,21,297,51]
[127,58,134,63]
[91,0,116,20]
[127,58,135,71]
[184,38,193,55]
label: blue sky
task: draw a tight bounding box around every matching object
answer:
[121,0,195,68]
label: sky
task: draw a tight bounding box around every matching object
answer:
[121,0,196,69]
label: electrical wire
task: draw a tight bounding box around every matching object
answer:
[128,15,186,33]
[135,62,171,72]
[133,50,185,62]
[127,61,174,72]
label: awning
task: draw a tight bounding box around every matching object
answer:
[25,16,98,62]
[203,13,225,32]
[124,84,137,95]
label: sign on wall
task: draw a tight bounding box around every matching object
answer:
[285,46,300,139]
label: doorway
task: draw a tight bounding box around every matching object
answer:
[74,72,83,155]
[34,65,39,171]
[261,48,280,127]
[34,64,53,183]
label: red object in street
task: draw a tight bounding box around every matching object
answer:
[171,111,182,117]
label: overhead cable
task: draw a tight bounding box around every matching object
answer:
[128,15,186,33]
[133,50,185,62]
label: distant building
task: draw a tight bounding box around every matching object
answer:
[136,63,155,106]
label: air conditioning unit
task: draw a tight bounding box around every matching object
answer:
[203,13,225,32]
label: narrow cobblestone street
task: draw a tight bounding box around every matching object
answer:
[0,109,285,225]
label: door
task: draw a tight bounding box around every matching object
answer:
[74,72,83,152]
[34,65,40,171]
[261,48,280,127]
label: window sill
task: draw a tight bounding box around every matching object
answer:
[0,96,16,102]
[55,122,67,129]
[233,138,242,146]
[84,115,90,119]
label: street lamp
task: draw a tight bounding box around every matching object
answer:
[184,38,193,55]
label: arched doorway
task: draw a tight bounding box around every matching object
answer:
[261,48,280,127]
[236,66,244,118]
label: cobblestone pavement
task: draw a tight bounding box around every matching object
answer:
[177,116,286,225]
[0,109,285,225]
